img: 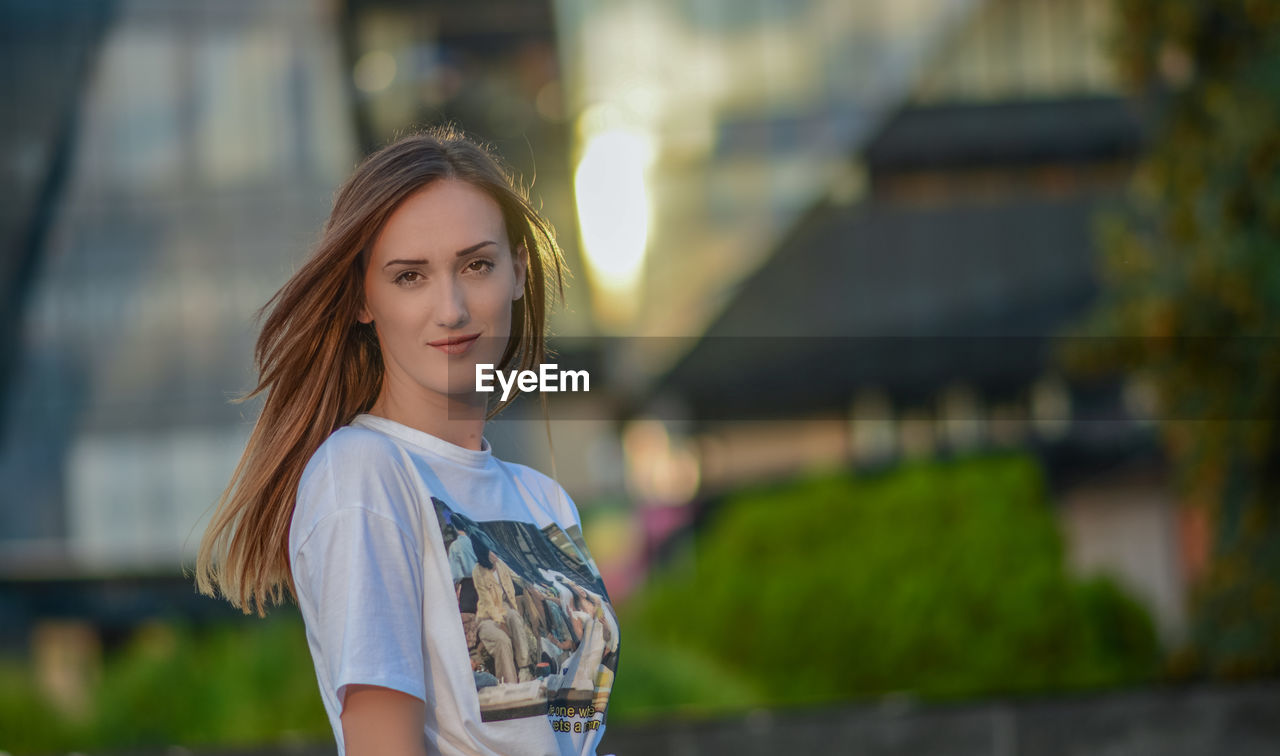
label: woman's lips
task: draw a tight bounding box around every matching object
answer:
[428,333,481,355]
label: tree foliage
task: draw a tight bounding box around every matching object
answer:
[1061,0,1280,674]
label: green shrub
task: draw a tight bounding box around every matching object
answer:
[0,612,330,754]
[618,452,1162,711]
[0,656,91,753]
[89,613,330,748]
[605,630,767,722]
[0,453,1166,747]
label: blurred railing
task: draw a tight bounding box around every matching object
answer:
[30,679,1279,755]
[600,681,1280,755]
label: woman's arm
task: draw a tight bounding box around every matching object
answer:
[340,684,428,756]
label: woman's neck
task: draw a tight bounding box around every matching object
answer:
[367,387,488,452]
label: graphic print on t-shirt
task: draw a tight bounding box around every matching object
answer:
[432,497,619,725]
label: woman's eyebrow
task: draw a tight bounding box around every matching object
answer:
[382,240,497,269]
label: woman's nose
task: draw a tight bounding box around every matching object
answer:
[434,275,470,328]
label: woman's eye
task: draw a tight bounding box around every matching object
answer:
[394,270,423,285]
[467,259,496,274]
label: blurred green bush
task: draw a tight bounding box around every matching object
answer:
[614,452,1163,715]
[0,453,1163,750]
[0,613,329,754]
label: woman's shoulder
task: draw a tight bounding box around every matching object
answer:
[292,424,420,548]
[312,422,405,464]
[298,425,404,492]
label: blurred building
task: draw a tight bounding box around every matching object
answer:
[0,0,1195,676]
[555,0,983,341]
[1,0,357,629]
[607,0,1190,644]
[543,0,999,598]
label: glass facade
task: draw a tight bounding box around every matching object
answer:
[0,0,1127,578]
[0,0,357,575]
[912,0,1118,103]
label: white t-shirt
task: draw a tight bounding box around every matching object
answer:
[289,414,619,756]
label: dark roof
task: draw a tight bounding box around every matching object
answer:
[650,97,1145,424]
[863,95,1147,172]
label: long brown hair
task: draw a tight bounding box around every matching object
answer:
[195,126,567,616]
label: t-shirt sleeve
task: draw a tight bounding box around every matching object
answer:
[293,505,427,710]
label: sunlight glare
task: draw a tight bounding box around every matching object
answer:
[573,128,654,306]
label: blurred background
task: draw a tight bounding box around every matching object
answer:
[2,0,1278,753]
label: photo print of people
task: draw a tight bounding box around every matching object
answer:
[432,498,620,723]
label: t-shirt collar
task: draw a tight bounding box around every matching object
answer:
[350,413,493,469]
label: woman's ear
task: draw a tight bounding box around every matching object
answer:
[357,303,373,325]
[512,243,528,301]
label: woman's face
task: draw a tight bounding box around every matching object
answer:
[358,178,527,403]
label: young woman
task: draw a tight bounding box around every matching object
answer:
[195,127,619,756]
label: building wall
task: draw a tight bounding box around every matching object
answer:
[1057,463,1188,644]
